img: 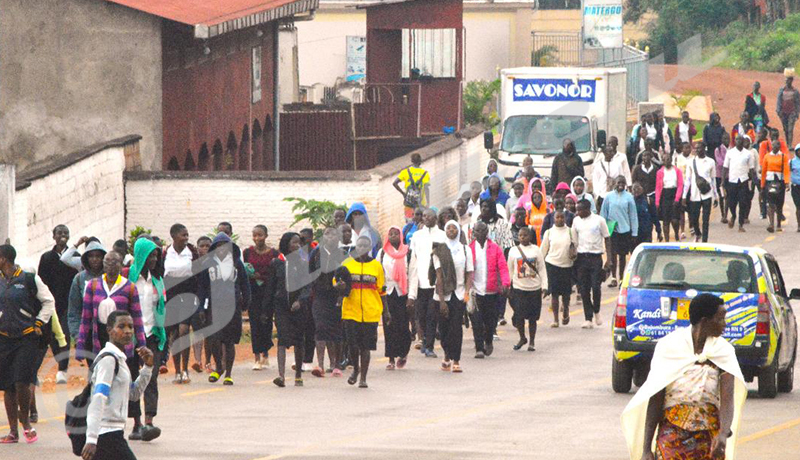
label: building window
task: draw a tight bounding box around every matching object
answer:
[402,28,456,79]
[252,46,263,103]
[537,0,581,9]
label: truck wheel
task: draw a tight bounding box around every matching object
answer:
[612,356,633,394]
[633,360,650,388]
[778,350,795,393]
[758,357,779,399]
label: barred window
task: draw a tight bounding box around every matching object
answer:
[401,28,456,79]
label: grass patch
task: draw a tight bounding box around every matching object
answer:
[667,118,708,142]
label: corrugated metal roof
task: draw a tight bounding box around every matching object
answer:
[108,0,318,38]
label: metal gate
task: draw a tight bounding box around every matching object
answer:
[531,31,649,108]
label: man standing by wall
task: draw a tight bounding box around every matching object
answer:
[37,224,78,385]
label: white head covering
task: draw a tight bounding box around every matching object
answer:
[444,220,462,253]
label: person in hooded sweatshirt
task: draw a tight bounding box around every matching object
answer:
[570,176,596,214]
[345,202,381,258]
[67,240,107,341]
[197,233,251,386]
[125,237,168,442]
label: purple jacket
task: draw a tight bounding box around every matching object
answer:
[76,276,145,359]
[468,239,510,295]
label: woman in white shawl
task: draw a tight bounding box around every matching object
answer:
[622,294,746,460]
[432,221,473,373]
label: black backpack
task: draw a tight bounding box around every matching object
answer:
[65,353,119,456]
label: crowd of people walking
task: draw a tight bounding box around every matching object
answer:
[1,79,800,459]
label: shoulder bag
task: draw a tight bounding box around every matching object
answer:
[693,159,712,195]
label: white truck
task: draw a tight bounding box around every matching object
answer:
[484,67,627,181]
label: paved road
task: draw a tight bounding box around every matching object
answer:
[5,206,800,460]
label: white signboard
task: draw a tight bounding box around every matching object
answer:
[346,36,366,82]
[252,46,262,103]
[583,0,623,49]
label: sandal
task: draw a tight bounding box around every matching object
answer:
[441,360,452,371]
[347,374,358,385]
[159,365,169,375]
[181,371,191,384]
[191,362,203,373]
[527,345,536,352]
[273,377,285,388]
[222,377,233,386]
[452,364,462,373]
[311,367,325,378]
[550,322,559,328]
[0,433,19,444]
[397,357,407,369]
[208,372,220,383]
[386,363,396,371]
[23,429,37,444]
[767,226,775,233]
[173,374,183,385]
[513,338,528,351]
[332,368,343,377]
[358,381,369,389]
[294,378,304,387]
[562,314,570,326]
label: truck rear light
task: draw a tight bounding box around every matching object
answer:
[614,288,627,329]
[756,293,770,335]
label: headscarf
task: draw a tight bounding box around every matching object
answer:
[444,220,462,254]
[555,181,571,195]
[566,193,579,206]
[526,190,548,245]
[382,226,409,296]
[517,177,548,216]
[127,237,166,350]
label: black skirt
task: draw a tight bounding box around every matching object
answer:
[510,288,542,325]
[546,263,573,296]
[659,188,680,221]
[312,294,343,343]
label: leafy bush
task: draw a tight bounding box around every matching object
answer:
[718,14,800,72]
[127,226,152,255]
[463,79,500,128]
[284,197,348,240]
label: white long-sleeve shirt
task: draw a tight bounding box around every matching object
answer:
[593,151,632,198]
[683,156,718,202]
[407,226,446,299]
[86,342,152,445]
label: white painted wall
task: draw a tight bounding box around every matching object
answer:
[297,15,367,88]
[12,146,127,269]
[0,165,13,244]
[125,132,488,247]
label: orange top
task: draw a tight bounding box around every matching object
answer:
[761,151,791,187]
[758,139,788,164]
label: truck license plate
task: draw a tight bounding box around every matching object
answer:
[677,299,690,320]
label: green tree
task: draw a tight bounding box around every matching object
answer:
[463,79,501,128]
[284,197,348,239]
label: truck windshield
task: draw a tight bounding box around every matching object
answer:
[500,115,591,155]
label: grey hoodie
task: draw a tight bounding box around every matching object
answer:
[67,241,106,338]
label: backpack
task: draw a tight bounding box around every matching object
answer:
[65,353,119,456]
[403,167,427,208]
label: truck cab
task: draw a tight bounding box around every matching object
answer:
[485,67,627,183]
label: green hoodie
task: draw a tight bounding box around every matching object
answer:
[128,238,167,350]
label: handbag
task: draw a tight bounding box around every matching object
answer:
[693,159,712,195]
[766,152,785,197]
[403,167,427,208]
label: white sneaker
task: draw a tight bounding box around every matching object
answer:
[252,361,262,371]
[56,370,67,384]
[594,314,603,326]
[261,356,270,369]
[581,321,593,329]
[302,363,314,372]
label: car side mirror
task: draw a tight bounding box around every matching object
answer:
[790,288,800,300]
[597,129,607,150]
[484,131,494,150]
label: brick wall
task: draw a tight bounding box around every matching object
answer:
[11,139,131,268]
[125,128,487,246]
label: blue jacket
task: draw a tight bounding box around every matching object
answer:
[345,202,381,257]
[479,189,510,207]
[601,190,639,237]
[634,195,653,240]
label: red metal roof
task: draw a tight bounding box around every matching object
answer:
[108,0,318,37]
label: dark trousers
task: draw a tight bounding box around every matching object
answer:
[302,300,315,363]
[132,335,161,419]
[688,198,712,242]
[647,195,662,236]
[726,181,752,226]
[781,113,798,147]
[94,430,137,460]
[47,309,70,372]
[576,254,603,321]
[249,283,273,354]
[470,294,498,352]
[440,297,465,362]
[127,351,141,420]
[384,291,411,359]
[415,288,438,350]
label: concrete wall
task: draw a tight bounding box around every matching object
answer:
[10,137,135,269]
[0,0,163,170]
[125,127,488,247]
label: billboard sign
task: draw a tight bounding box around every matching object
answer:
[583,0,623,49]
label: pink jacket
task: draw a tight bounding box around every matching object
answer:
[655,166,684,208]
[469,239,510,295]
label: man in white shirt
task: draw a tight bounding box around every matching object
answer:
[723,135,757,232]
[593,139,633,210]
[466,182,482,220]
[571,200,612,329]
[408,209,446,358]
[83,310,153,460]
[683,141,718,242]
